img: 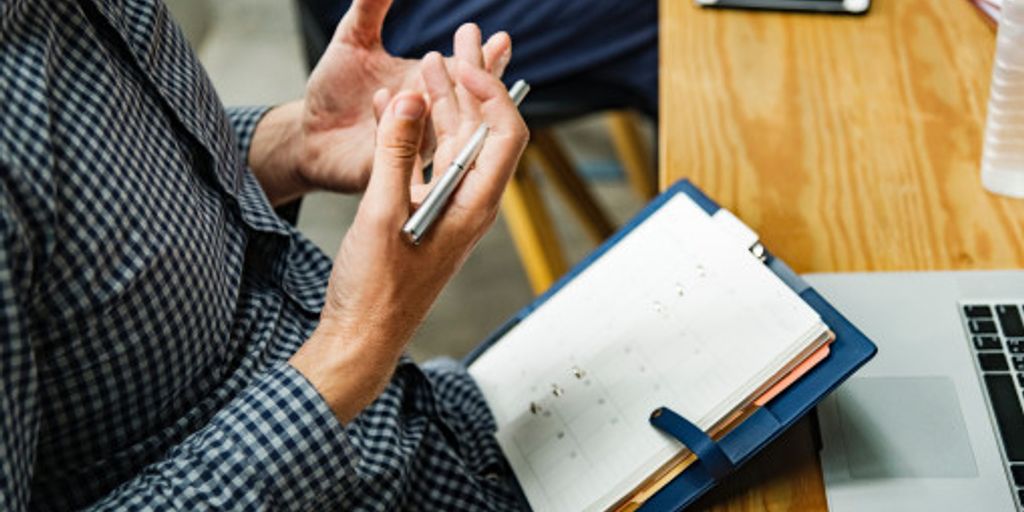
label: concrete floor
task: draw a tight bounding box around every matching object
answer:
[171,0,652,361]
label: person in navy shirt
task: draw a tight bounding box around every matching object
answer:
[298,0,658,118]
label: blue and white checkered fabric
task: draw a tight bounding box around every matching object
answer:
[0,0,518,510]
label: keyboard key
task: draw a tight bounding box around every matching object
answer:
[1009,338,1024,354]
[964,305,994,318]
[980,353,1010,372]
[1014,464,1024,486]
[983,374,1024,462]
[975,335,1003,351]
[998,305,1024,337]
[1015,356,1024,372]
[1018,373,1024,387]
[971,319,999,334]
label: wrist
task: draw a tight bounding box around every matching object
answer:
[248,100,316,206]
[289,317,403,423]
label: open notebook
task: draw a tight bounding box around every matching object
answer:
[468,193,831,511]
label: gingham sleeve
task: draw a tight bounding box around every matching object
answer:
[90,364,359,511]
[225,106,272,163]
[0,174,42,512]
[2,166,359,510]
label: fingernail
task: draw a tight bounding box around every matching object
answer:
[396,97,425,120]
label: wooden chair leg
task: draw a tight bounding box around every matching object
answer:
[607,111,656,201]
[529,129,616,245]
[501,159,569,294]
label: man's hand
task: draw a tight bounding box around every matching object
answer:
[247,0,510,205]
[289,60,528,424]
[299,0,511,191]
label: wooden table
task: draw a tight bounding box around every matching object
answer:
[659,0,1024,509]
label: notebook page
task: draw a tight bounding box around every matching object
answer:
[468,195,825,512]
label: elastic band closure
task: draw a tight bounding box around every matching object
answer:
[649,407,735,481]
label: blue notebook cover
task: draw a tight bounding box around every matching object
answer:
[465,179,877,511]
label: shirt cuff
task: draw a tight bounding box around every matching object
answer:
[225,106,272,164]
[203,363,358,509]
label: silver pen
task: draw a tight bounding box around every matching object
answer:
[402,79,531,244]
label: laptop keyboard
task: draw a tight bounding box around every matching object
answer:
[962,303,1024,509]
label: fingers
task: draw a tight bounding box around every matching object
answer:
[335,0,392,47]
[454,23,485,70]
[372,88,391,122]
[453,64,529,209]
[421,52,459,140]
[482,32,512,77]
[409,183,432,208]
[375,89,429,185]
[452,24,489,128]
[361,92,429,225]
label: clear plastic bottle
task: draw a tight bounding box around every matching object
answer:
[982,0,1024,198]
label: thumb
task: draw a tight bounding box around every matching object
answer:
[362,92,428,221]
[335,0,393,47]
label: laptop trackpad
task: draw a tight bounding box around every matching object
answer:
[835,377,978,478]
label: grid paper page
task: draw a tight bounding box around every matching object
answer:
[469,195,825,512]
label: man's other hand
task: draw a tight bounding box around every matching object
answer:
[289,60,528,424]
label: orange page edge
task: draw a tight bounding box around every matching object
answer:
[614,337,835,511]
[753,342,832,406]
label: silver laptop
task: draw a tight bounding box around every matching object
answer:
[806,271,1024,512]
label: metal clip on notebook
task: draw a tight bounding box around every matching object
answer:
[711,208,767,262]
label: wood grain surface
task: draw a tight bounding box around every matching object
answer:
[660,0,1023,509]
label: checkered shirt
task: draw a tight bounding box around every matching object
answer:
[0,0,519,510]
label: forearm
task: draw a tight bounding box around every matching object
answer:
[245,101,316,206]
[87,365,357,510]
[289,317,407,424]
